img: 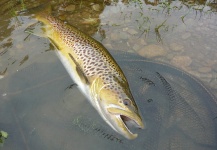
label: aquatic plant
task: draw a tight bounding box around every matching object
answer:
[20,0,26,10]
[154,19,167,42]
[0,130,8,145]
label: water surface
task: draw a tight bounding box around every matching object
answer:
[0,0,217,149]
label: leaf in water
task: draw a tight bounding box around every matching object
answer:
[19,55,29,66]
[0,130,8,144]
[0,68,7,76]
[0,131,8,138]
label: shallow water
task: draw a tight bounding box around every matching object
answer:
[0,0,217,149]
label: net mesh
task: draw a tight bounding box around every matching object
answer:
[0,51,216,150]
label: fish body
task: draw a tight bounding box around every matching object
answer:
[26,5,144,139]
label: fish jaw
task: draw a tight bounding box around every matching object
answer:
[93,84,144,139]
[106,106,144,139]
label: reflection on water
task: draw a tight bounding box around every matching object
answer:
[0,0,217,149]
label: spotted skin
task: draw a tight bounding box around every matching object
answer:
[33,11,144,139]
[44,16,133,99]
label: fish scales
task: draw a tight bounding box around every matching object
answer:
[46,15,128,93]
[27,5,144,139]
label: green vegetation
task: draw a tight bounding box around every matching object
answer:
[20,0,26,10]
[0,130,8,145]
[154,19,167,42]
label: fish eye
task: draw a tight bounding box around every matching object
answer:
[123,99,131,106]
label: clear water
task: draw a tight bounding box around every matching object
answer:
[0,0,217,149]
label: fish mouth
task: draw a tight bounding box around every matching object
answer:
[107,107,144,139]
[120,115,138,137]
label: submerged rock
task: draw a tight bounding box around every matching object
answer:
[132,44,141,51]
[92,4,101,11]
[119,32,129,40]
[171,56,192,68]
[127,28,138,35]
[169,43,184,51]
[182,32,191,39]
[212,63,217,72]
[198,67,212,73]
[110,32,120,41]
[138,45,166,58]
[65,5,75,12]
[199,73,213,83]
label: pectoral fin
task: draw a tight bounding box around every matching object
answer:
[68,53,89,85]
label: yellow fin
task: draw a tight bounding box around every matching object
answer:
[67,53,89,84]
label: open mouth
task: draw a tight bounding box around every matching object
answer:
[120,115,143,129]
[107,107,144,139]
[120,115,135,134]
[120,115,135,129]
[118,115,141,139]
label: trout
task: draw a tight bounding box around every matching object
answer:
[24,4,144,139]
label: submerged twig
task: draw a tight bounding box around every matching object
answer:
[154,19,167,43]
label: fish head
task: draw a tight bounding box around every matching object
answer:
[96,82,145,139]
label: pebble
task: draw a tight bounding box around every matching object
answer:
[0,75,4,79]
[110,33,120,41]
[104,43,113,49]
[16,43,23,49]
[171,56,192,68]
[202,27,210,31]
[132,44,140,51]
[205,46,211,50]
[199,73,213,83]
[126,28,138,35]
[195,27,201,31]
[139,39,147,46]
[134,39,147,51]
[182,32,191,39]
[209,79,217,89]
[198,23,203,26]
[212,63,217,72]
[119,32,129,40]
[188,70,201,78]
[122,27,128,32]
[92,4,101,11]
[64,5,75,12]
[2,93,7,97]
[167,53,175,60]
[169,43,184,51]
[209,25,217,30]
[138,44,166,58]
[185,18,194,26]
[198,67,212,73]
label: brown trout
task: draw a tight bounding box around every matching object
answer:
[24,4,144,139]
